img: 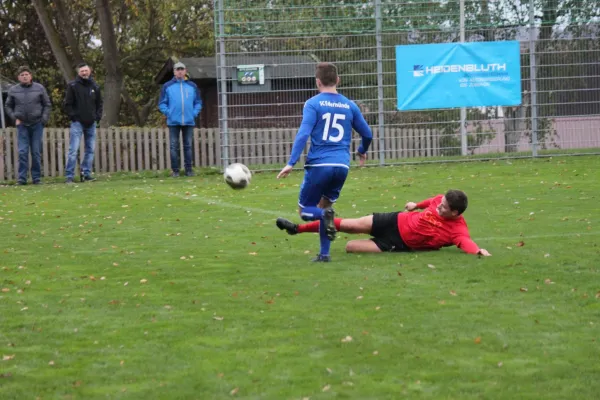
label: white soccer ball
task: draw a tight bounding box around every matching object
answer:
[224,163,252,190]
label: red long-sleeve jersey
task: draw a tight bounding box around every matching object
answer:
[396,195,480,254]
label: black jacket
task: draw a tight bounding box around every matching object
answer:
[4,82,51,126]
[63,77,103,127]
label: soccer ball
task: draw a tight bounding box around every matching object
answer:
[224,163,252,189]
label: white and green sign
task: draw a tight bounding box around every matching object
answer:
[236,64,265,85]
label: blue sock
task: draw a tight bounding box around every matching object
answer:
[319,216,331,256]
[300,207,324,221]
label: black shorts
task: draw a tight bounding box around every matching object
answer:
[370,212,411,252]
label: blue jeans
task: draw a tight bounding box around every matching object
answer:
[65,122,96,179]
[17,122,44,183]
[169,125,194,172]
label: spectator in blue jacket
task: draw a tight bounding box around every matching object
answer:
[158,62,202,177]
[4,66,51,185]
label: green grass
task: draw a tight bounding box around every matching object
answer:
[1,156,599,399]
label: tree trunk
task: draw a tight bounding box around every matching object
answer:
[96,0,123,127]
[504,94,528,153]
[54,0,84,65]
[32,0,74,83]
[503,107,520,153]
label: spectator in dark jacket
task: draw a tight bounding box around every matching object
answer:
[4,66,51,185]
[63,62,103,184]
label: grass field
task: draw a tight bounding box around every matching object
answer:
[1,156,599,400]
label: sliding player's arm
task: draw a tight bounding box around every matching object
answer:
[454,235,491,256]
[277,103,317,179]
[405,195,441,211]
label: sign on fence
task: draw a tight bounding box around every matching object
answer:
[396,41,522,110]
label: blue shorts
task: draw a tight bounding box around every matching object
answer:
[298,166,349,208]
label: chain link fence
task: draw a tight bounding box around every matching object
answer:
[215,0,600,169]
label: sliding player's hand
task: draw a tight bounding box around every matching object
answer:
[477,249,491,257]
[404,202,417,211]
[357,151,366,167]
[277,165,293,179]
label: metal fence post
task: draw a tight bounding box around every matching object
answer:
[459,0,467,156]
[375,0,385,165]
[529,0,538,157]
[216,0,230,168]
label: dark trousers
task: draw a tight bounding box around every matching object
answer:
[168,125,194,172]
[17,122,44,183]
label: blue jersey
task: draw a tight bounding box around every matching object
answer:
[287,93,372,168]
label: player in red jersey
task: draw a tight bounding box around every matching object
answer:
[276,189,491,256]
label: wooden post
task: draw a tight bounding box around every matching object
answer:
[129,127,135,171]
[160,128,167,171]
[150,128,157,171]
[43,129,50,178]
[0,130,5,181]
[137,128,144,172]
[122,128,128,172]
[195,128,202,167]
[208,128,215,167]
[115,128,121,172]
[49,129,56,177]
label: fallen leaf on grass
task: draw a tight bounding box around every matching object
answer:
[2,355,15,361]
[373,351,379,355]
[498,362,503,367]
[427,264,436,269]
[322,384,331,392]
[230,387,239,395]
[48,360,55,366]
[213,316,224,321]
[450,290,457,296]
[520,287,528,292]
[248,252,257,256]
[516,241,525,247]
[140,279,148,284]
[1,288,9,293]
[356,296,363,300]
[120,360,124,366]
[595,291,600,299]
[544,279,554,285]
[341,336,353,343]
[474,337,482,344]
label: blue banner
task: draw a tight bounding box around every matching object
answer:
[396,41,522,110]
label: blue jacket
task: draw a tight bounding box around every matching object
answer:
[158,78,202,126]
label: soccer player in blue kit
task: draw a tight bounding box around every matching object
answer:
[276,62,373,262]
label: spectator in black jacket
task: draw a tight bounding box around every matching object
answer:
[63,62,103,184]
[4,66,51,185]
